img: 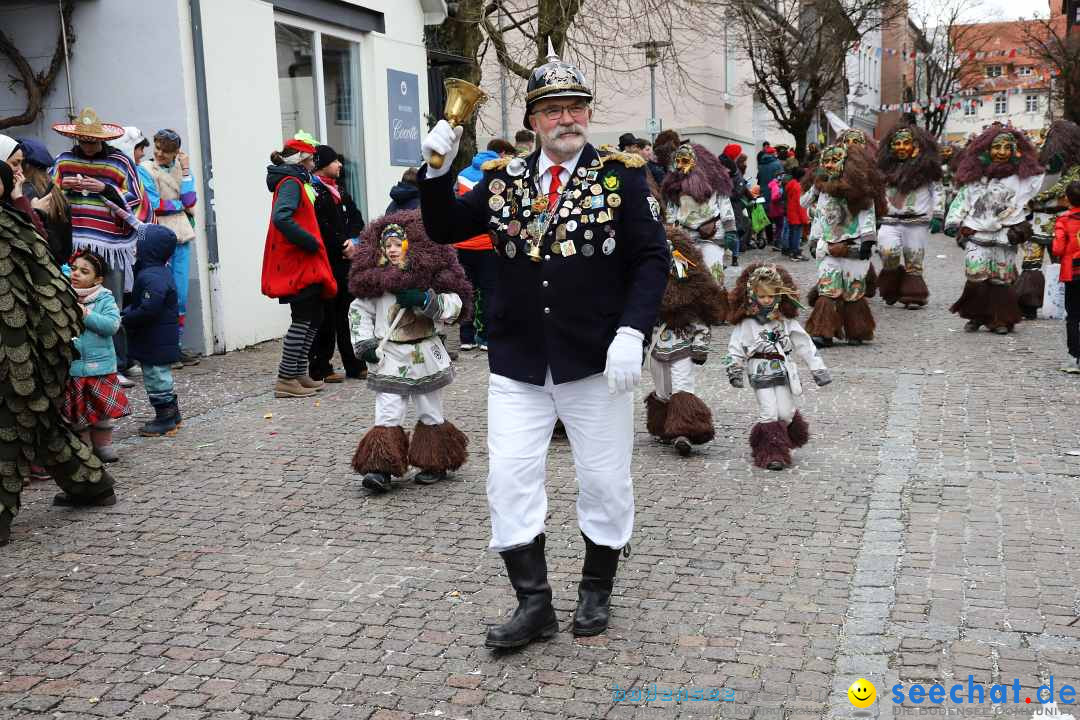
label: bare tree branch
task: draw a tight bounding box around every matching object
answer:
[0,0,75,130]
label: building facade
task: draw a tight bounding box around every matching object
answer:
[0,0,444,354]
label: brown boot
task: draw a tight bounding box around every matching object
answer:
[298,375,325,392]
[274,378,316,398]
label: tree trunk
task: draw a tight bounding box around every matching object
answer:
[425,0,485,177]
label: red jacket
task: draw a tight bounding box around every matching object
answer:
[261,176,338,300]
[785,178,809,225]
[1053,208,1080,283]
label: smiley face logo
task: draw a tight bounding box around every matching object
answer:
[848,678,877,708]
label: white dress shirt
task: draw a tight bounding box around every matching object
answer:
[537,146,585,196]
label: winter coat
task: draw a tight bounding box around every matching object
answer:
[1053,208,1080,282]
[785,178,809,226]
[311,176,364,278]
[454,151,499,251]
[757,154,783,193]
[122,224,180,366]
[261,164,337,302]
[385,181,420,215]
[70,288,121,378]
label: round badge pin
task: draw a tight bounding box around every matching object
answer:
[507,220,521,236]
[489,179,506,194]
[581,243,594,257]
[602,237,616,255]
[583,229,594,240]
[505,241,517,259]
[567,220,578,232]
[607,194,622,208]
[489,195,505,211]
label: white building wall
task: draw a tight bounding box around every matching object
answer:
[845,27,882,135]
[943,89,1051,143]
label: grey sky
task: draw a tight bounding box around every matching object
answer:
[911,0,1051,22]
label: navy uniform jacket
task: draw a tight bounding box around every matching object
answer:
[419,144,669,386]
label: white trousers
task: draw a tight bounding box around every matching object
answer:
[649,356,696,400]
[755,385,797,424]
[486,372,635,552]
[375,389,445,427]
[696,240,726,285]
[877,223,928,274]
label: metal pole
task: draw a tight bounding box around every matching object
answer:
[649,61,656,140]
[59,0,75,119]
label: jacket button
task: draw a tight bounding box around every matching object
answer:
[542,281,549,288]
[544,307,551,314]
[544,254,551,261]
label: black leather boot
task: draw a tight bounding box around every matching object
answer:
[485,534,558,649]
[573,534,622,637]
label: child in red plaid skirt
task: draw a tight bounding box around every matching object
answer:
[61,251,130,463]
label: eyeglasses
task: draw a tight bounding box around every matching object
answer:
[532,102,590,122]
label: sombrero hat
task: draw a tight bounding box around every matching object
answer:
[52,107,124,141]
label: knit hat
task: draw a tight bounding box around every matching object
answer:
[17,138,54,169]
[722,143,742,161]
[0,134,18,162]
[313,144,340,171]
[764,146,777,155]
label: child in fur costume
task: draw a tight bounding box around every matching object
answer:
[1025,121,1080,320]
[644,224,728,456]
[946,126,1045,334]
[875,124,944,308]
[661,141,737,285]
[801,144,880,347]
[347,210,472,493]
[723,264,831,470]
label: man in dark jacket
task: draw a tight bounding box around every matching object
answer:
[121,222,182,437]
[308,145,365,381]
[757,148,784,248]
[385,167,420,214]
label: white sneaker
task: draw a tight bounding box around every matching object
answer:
[1062,357,1080,374]
[117,373,135,388]
[459,343,477,351]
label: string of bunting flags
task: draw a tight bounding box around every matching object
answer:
[876,71,1058,112]
[848,42,1047,62]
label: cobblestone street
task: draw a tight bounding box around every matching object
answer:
[3,238,1080,720]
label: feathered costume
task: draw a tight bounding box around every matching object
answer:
[946,126,1045,333]
[875,124,944,308]
[644,224,728,455]
[0,205,116,544]
[723,263,831,470]
[1024,120,1080,318]
[347,210,472,489]
[661,142,736,286]
[801,144,881,345]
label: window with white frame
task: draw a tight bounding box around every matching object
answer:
[1017,66,1033,76]
[964,101,977,117]
[994,92,1008,115]
[1026,94,1040,112]
[986,65,1003,78]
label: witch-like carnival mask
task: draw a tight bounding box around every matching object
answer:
[821,145,846,179]
[989,132,1018,165]
[891,129,918,160]
[378,223,408,268]
[840,129,868,148]
[941,145,954,161]
[674,143,697,175]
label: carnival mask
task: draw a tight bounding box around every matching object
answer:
[989,133,1018,165]
[941,145,954,161]
[821,146,846,179]
[379,223,408,268]
[674,143,696,175]
[891,129,918,160]
[840,129,867,148]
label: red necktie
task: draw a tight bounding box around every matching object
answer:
[546,166,563,212]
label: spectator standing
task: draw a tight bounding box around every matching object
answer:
[52,108,150,387]
[308,144,365,381]
[722,143,753,266]
[18,138,71,263]
[453,138,513,350]
[783,167,809,260]
[757,146,784,248]
[514,129,535,157]
[111,126,149,166]
[138,129,200,366]
[1053,182,1080,373]
[385,167,420,214]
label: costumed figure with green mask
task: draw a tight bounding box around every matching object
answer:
[1023,120,1080,319]
[801,143,880,347]
[875,124,945,308]
[723,263,831,471]
[946,126,1045,334]
[0,160,117,546]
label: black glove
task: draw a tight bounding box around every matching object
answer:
[100,183,124,206]
[395,289,429,309]
[858,239,876,261]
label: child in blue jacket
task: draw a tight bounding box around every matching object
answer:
[62,250,130,462]
[106,199,183,436]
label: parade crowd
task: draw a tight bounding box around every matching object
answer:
[2,45,1080,654]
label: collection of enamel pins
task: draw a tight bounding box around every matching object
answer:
[485,154,627,262]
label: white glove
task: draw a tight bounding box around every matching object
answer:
[604,327,645,394]
[421,120,463,179]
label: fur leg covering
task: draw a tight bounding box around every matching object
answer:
[1014,269,1045,315]
[645,393,669,438]
[843,298,876,341]
[352,425,409,476]
[805,296,844,340]
[749,421,793,469]
[876,267,903,305]
[949,280,990,322]
[806,284,820,308]
[408,421,469,473]
[898,271,930,307]
[864,263,878,299]
[663,392,715,445]
[787,411,810,449]
[984,282,1023,331]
